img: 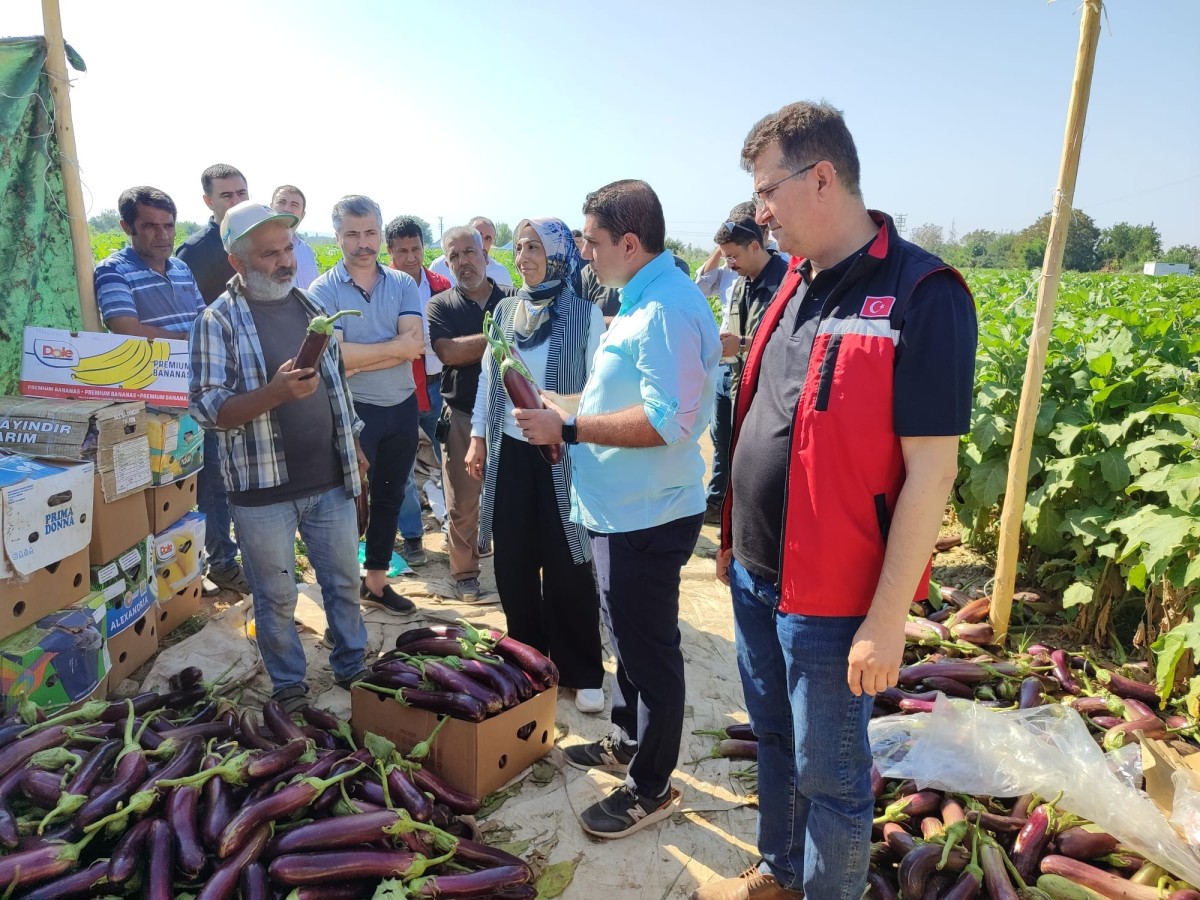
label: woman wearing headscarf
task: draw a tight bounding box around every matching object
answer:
[466,217,606,714]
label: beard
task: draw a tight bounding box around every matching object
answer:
[244,266,295,301]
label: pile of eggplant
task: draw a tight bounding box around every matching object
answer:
[697,589,1200,898]
[357,623,560,723]
[0,666,536,898]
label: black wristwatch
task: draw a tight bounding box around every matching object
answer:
[562,415,579,445]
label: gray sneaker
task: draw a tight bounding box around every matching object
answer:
[208,563,251,594]
[454,577,481,602]
[402,537,427,567]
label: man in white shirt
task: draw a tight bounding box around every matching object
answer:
[271,185,320,290]
[429,216,513,288]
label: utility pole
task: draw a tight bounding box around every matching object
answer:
[438,217,444,241]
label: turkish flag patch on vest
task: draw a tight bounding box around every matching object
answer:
[861,295,896,318]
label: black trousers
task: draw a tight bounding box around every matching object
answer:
[493,435,603,690]
[356,395,418,572]
[589,513,703,799]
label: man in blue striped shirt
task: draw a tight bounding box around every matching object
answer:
[94,187,205,338]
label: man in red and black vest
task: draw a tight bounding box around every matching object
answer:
[697,103,978,900]
[386,216,452,567]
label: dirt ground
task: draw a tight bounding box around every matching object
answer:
[132,436,995,898]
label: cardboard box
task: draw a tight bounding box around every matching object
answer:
[145,474,198,534]
[91,537,155,637]
[153,511,206,602]
[0,546,89,642]
[147,410,204,485]
[0,453,94,579]
[106,610,157,684]
[0,590,109,715]
[20,327,189,409]
[156,577,202,638]
[0,396,150,502]
[351,685,555,798]
[1142,737,1200,838]
[90,474,150,566]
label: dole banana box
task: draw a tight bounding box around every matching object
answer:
[20,327,189,409]
[0,396,150,501]
[146,409,204,485]
[0,453,93,580]
[90,537,155,637]
[154,512,206,602]
[0,590,109,715]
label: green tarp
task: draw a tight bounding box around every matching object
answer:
[0,37,85,396]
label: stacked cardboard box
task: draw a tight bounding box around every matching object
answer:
[0,378,210,705]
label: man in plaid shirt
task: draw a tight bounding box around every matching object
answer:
[189,202,372,712]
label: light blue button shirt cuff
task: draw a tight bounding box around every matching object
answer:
[643,396,681,443]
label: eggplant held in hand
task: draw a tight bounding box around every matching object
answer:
[294,309,362,378]
[483,312,563,464]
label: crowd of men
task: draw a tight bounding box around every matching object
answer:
[91,100,977,899]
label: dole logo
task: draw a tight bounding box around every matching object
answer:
[36,340,78,368]
[861,296,896,318]
[156,540,177,563]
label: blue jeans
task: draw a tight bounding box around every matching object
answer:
[231,487,367,693]
[198,430,238,569]
[729,558,873,899]
[706,365,733,507]
[399,381,443,540]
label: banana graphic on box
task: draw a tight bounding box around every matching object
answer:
[72,340,170,389]
[154,512,206,601]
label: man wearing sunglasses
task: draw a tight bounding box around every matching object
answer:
[701,102,977,900]
[697,215,788,524]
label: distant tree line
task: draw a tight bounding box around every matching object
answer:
[908,211,1198,272]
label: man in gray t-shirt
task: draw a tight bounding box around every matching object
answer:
[308,195,424,612]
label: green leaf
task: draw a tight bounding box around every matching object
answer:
[1114,508,1200,576]
[1051,422,1084,455]
[1185,554,1200,588]
[535,857,581,899]
[478,784,522,818]
[372,878,407,899]
[1098,448,1131,490]
[1088,350,1114,377]
[1127,562,1147,591]
[1061,582,1094,609]
[364,732,397,764]
[1151,620,1200,703]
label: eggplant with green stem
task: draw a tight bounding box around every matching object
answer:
[294,309,362,377]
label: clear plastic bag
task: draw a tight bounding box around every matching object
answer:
[868,697,1200,885]
[1171,768,1200,846]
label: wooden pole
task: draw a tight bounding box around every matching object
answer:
[40,0,101,332]
[991,0,1103,641]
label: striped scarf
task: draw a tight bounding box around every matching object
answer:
[478,290,593,563]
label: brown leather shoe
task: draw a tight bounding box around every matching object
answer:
[690,867,803,900]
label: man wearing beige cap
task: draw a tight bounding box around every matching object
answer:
[188,202,372,712]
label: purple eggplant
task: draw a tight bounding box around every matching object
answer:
[717,738,759,759]
[216,765,359,858]
[980,841,1019,900]
[263,698,309,743]
[423,658,504,713]
[240,861,271,900]
[245,737,314,780]
[1018,676,1046,709]
[450,836,533,875]
[107,815,155,884]
[388,764,434,821]
[395,624,469,650]
[1049,649,1080,694]
[898,843,949,898]
[412,764,482,814]
[906,617,952,643]
[168,783,207,878]
[266,809,407,857]
[20,767,66,807]
[268,848,420,885]
[361,684,488,722]
[15,857,111,900]
[1039,855,1160,899]
[99,691,166,722]
[146,818,175,900]
[725,723,757,741]
[919,676,976,698]
[898,660,1018,687]
[74,748,149,829]
[286,883,377,899]
[1055,826,1118,860]
[966,809,1028,832]
[875,790,942,825]
[866,868,900,900]
[951,621,995,645]
[1013,803,1055,884]
[237,709,280,750]
[0,724,69,779]
[197,823,271,900]
[1091,667,1161,707]
[453,658,521,708]
[0,833,95,892]
[943,867,983,900]
[136,734,205,793]
[413,864,532,897]
[485,630,560,688]
[202,757,239,850]
[1103,715,1167,749]
[300,704,343,732]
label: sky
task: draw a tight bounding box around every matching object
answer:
[6,1,1199,249]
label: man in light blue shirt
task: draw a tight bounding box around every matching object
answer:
[514,179,720,840]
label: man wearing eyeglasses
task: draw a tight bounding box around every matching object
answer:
[696,215,788,524]
[700,102,977,900]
